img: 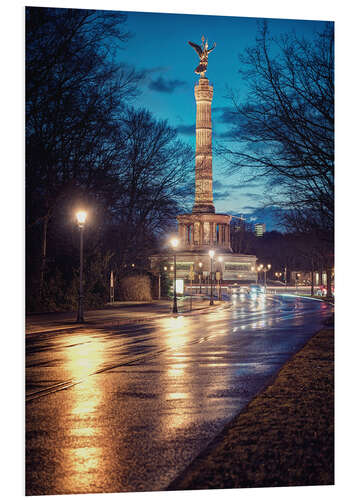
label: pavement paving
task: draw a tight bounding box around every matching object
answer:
[26,293,333,495]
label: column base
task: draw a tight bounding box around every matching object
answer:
[192,203,215,214]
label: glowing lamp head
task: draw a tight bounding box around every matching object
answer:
[218,256,223,263]
[208,250,215,259]
[199,262,202,268]
[170,238,179,249]
[76,211,87,226]
[268,264,271,269]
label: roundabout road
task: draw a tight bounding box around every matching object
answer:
[26,293,333,495]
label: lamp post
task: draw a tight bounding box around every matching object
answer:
[251,266,258,284]
[209,250,215,305]
[198,261,202,294]
[76,210,87,323]
[170,238,179,313]
[264,264,271,288]
[218,256,223,301]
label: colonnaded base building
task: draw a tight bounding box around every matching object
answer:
[150,37,257,294]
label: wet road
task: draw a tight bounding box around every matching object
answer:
[26,294,332,495]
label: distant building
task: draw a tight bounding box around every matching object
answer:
[254,223,266,237]
[230,216,254,233]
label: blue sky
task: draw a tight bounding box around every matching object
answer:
[114,10,328,229]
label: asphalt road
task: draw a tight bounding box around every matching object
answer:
[26,293,332,495]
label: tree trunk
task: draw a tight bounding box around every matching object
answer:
[310,257,314,296]
[326,267,333,299]
[39,214,49,299]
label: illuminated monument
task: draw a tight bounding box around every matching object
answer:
[150,37,257,287]
[177,37,232,253]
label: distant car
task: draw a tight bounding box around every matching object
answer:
[240,286,249,295]
[249,284,265,294]
[231,285,240,295]
[316,286,335,297]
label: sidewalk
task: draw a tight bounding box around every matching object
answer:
[169,326,334,490]
[26,297,229,335]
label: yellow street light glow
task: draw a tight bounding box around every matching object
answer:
[199,262,202,267]
[209,250,215,259]
[218,256,223,262]
[76,211,87,225]
[268,264,271,269]
[170,238,179,249]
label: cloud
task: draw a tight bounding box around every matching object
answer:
[148,76,187,93]
[244,193,262,200]
[216,129,239,139]
[213,191,230,200]
[212,106,237,124]
[176,124,195,136]
[213,180,264,191]
[213,180,224,189]
[145,66,169,74]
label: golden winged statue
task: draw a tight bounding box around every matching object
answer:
[188,35,216,76]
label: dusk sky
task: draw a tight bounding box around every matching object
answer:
[113,10,328,229]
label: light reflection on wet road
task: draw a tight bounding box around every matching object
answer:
[26,294,332,495]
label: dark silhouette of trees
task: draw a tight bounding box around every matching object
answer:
[26,7,193,311]
[220,22,334,296]
[99,108,193,275]
[219,22,334,240]
[26,7,140,299]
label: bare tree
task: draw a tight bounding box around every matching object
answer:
[26,7,142,297]
[218,22,334,238]
[106,108,193,269]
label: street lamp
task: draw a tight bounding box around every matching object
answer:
[218,256,223,300]
[170,238,179,313]
[263,264,271,287]
[76,210,87,323]
[209,249,215,305]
